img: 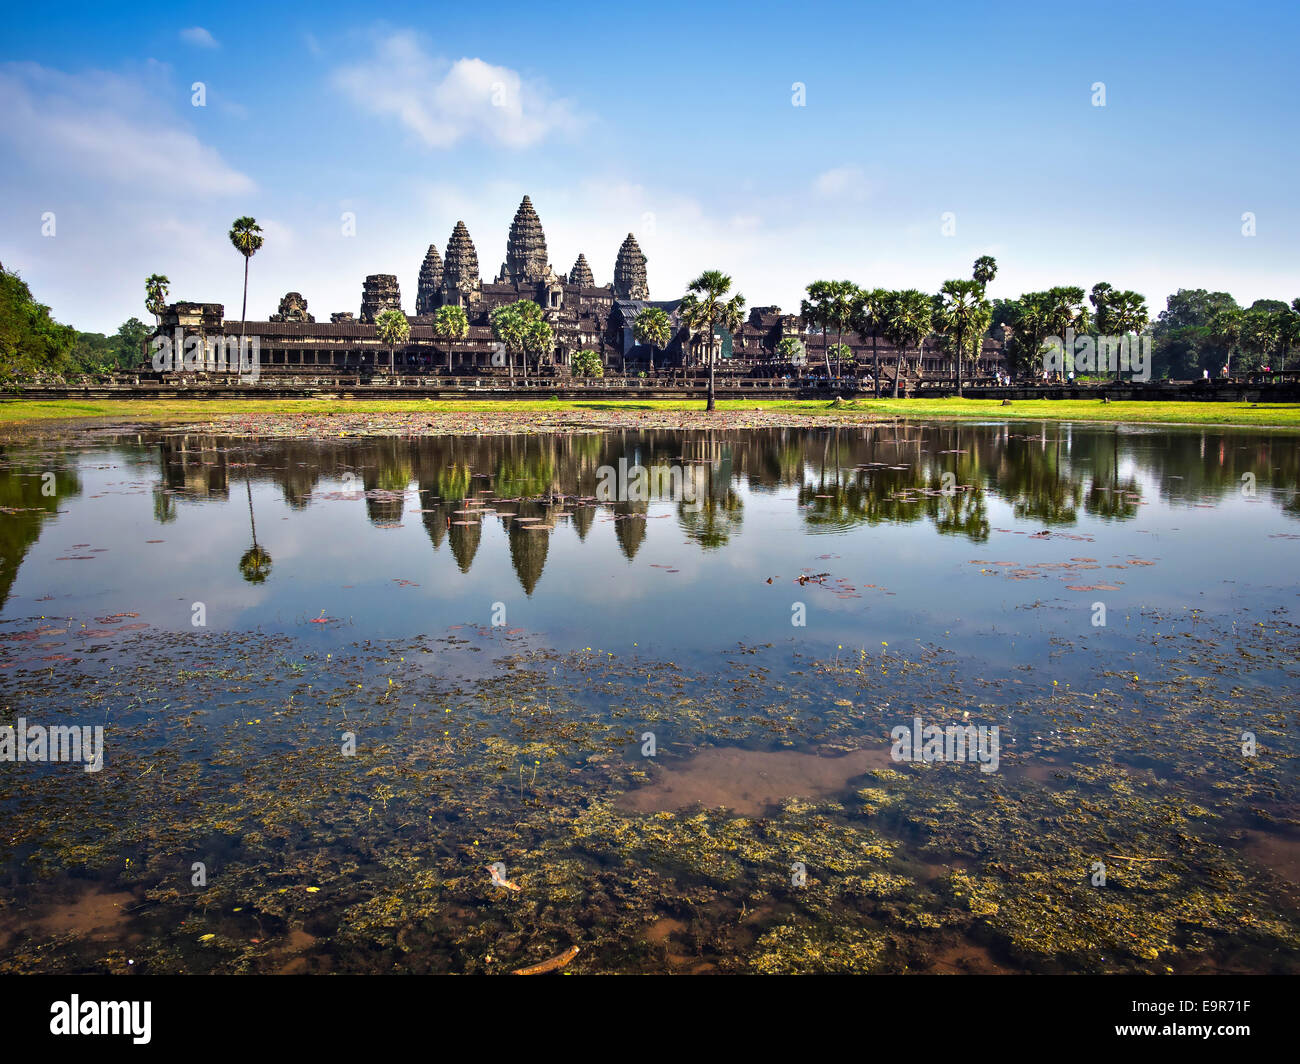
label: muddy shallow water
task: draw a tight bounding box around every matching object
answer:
[0,420,1297,973]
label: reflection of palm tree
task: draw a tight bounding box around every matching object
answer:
[239,469,272,583]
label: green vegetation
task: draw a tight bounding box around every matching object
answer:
[1,397,1299,428]
[679,270,744,411]
[633,307,671,371]
[228,216,264,339]
[374,308,410,373]
[570,349,603,378]
[431,304,469,372]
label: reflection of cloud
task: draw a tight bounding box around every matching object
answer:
[0,62,253,197]
[332,29,582,149]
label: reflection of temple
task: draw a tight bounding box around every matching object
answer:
[151,194,1006,378]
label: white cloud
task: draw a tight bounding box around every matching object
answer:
[332,30,582,149]
[812,165,877,201]
[0,62,254,198]
[180,27,219,49]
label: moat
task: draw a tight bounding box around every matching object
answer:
[1,420,1297,973]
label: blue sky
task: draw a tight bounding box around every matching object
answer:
[2,0,1297,333]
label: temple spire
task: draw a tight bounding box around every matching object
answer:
[442,221,481,303]
[613,233,649,300]
[415,244,443,315]
[569,253,594,287]
[503,195,549,284]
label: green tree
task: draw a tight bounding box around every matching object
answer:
[633,306,671,372]
[973,256,998,291]
[776,336,806,365]
[375,308,410,373]
[571,348,603,377]
[432,304,469,372]
[228,217,264,341]
[875,289,931,398]
[848,287,887,397]
[1207,306,1241,375]
[801,280,835,377]
[0,267,76,383]
[935,279,988,395]
[679,270,743,411]
[145,274,170,329]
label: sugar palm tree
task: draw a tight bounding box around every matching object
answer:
[973,255,998,291]
[935,279,986,396]
[801,280,835,377]
[375,308,410,374]
[1207,306,1241,376]
[849,287,886,397]
[633,306,671,372]
[679,270,742,411]
[432,304,469,372]
[144,274,170,329]
[239,471,271,584]
[877,290,932,398]
[228,217,263,342]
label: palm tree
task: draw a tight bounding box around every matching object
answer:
[432,304,469,372]
[679,270,743,411]
[849,288,886,397]
[1207,306,1241,376]
[633,306,671,372]
[228,217,263,342]
[973,256,998,291]
[239,472,272,584]
[935,279,986,396]
[721,295,745,367]
[375,308,410,374]
[877,289,932,398]
[801,280,835,377]
[1109,291,1149,379]
[826,281,858,383]
[1044,286,1089,377]
[145,274,170,329]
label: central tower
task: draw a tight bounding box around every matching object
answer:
[500,195,551,285]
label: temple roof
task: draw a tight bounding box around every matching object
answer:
[613,233,649,300]
[569,253,594,287]
[503,195,549,284]
[443,221,480,292]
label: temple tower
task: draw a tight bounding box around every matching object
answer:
[501,195,550,285]
[415,245,443,315]
[569,253,594,287]
[360,275,401,323]
[613,234,649,300]
[442,221,481,307]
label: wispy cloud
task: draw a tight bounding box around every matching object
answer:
[180,27,219,49]
[812,165,877,201]
[332,30,582,149]
[0,62,254,198]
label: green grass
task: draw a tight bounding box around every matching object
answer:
[2,395,1299,428]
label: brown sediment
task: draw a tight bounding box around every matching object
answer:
[616,744,897,816]
[512,945,579,975]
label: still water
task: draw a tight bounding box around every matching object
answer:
[1,421,1297,973]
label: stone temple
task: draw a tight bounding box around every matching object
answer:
[153,194,1006,379]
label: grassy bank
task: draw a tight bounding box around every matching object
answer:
[2,396,1299,428]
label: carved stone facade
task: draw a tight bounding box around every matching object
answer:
[568,253,594,287]
[497,195,553,285]
[269,292,314,323]
[149,192,1006,378]
[360,275,401,324]
[613,234,649,300]
[441,221,481,309]
[415,246,443,316]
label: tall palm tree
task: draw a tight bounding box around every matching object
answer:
[375,308,410,374]
[228,217,264,342]
[1207,306,1241,376]
[679,270,743,411]
[633,306,671,372]
[973,255,998,291]
[239,469,272,584]
[826,281,859,383]
[936,279,986,396]
[1109,291,1149,379]
[145,274,170,329]
[877,290,932,398]
[433,304,469,372]
[801,280,836,378]
[849,287,887,397]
